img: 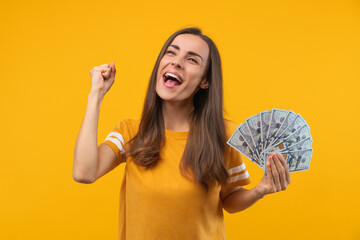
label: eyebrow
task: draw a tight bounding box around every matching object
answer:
[169,44,203,61]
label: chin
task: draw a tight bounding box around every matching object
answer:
[156,91,176,102]
[155,80,190,103]
[155,82,174,101]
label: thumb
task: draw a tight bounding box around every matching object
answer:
[109,62,116,78]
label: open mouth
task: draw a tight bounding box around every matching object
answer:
[163,72,183,87]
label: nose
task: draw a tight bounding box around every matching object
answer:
[170,60,183,69]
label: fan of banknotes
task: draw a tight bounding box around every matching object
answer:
[227,108,313,173]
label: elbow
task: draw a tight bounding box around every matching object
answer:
[73,172,95,184]
[223,207,238,214]
[222,197,243,214]
[222,200,237,214]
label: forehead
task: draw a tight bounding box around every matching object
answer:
[170,34,209,61]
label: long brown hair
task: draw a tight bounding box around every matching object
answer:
[126,27,230,193]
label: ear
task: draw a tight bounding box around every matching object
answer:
[199,78,209,89]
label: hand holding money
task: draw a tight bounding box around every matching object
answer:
[254,152,291,198]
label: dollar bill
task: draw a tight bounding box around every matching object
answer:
[267,114,308,149]
[267,110,297,148]
[260,110,271,155]
[279,137,313,153]
[245,113,262,157]
[227,128,263,168]
[265,108,289,151]
[266,124,311,154]
[282,149,313,172]
[263,148,312,173]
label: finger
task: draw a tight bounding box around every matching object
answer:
[266,156,276,193]
[94,63,110,74]
[100,67,111,73]
[98,63,110,68]
[109,62,116,78]
[102,70,111,79]
[277,153,291,184]
[270,157,281,192]
[100,64,112,78]
[93,66,110,74]
[273,154,287,190]
[265,153,275,173]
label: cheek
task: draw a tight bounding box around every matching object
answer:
[157,59,168,76]
[187,69,203,85]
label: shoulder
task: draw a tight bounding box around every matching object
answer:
[224,119,238,139]
[113,119,140,130]
[111,119,140,141]
[118,119,140,129]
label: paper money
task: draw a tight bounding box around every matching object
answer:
[245,113,262,156]
[279,137,313,153]
[260,110,271,154]
[227,129,263,168]
[265,108,289,149]
[266,113,308,150]
[227,109,313,173]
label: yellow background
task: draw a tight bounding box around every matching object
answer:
[1,0,359,239]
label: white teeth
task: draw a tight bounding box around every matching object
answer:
[164,72,181,82]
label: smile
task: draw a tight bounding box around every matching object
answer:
[162,72,183,88]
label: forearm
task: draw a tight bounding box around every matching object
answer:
[222,186,265,214]
[73,90,103,183]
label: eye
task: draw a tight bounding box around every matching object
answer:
[188,57,198,64]
[166,50,175,55]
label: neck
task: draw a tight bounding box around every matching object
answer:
[162,99,194,132]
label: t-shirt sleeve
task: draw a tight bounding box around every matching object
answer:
[222,120,252,193]
[102,119,137,163]
[223,148,252,190]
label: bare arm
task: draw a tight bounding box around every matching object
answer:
[73,62,117,183]
[73,90,103,183]
[222,186,264,214]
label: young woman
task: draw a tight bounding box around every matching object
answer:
[73,27,291,240]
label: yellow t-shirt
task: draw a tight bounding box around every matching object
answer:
[103,119,251,240]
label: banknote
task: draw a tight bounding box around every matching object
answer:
[227,109,313,173]
[267,113,308,150]
[279,137,313,153]
[263,148,312,172]
[267,110,297,149]
[265,109,289,149]
[281,149,312,172]
[265,124,311,155]
[245,113,262,156]
[227,128,263,168]
[238,122,261,162]
[260,110,271,154]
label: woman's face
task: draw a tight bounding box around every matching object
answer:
[156,34,210,103]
